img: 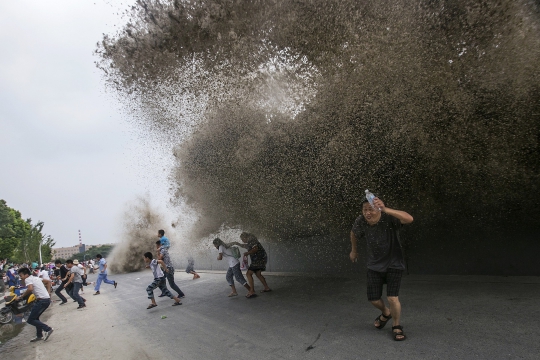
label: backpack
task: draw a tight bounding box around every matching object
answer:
[225,243,241,259]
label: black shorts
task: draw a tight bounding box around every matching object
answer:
[247,265,266,272]
[366,268,403,301]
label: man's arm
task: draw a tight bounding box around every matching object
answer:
[65,273,75,286]
[157,259,168,272]
[102,263,107,273]
[230,242,248,249]
[373,198,414,224]
[217,253,223,260]
[19,284,33,299]
[42,278,52,293]
[350,231,358,262]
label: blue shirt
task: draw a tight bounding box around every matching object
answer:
[98,258,107,274]
[160,236,170,249]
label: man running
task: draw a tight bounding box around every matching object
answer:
[65,260,86,309]
[17,267,54,342]
[350,197,414,341]
[156,240,185,298]
[93,254,117,295]
[53,260,69,304]
[143,252,182,309]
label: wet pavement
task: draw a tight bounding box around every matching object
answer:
[1,271,539,359]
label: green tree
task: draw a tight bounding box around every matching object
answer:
[0,199,30,259]
[72,245,115,262]
[12,220,55,264]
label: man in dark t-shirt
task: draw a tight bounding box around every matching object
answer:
[350,197,414,341]
[54,260,72,304]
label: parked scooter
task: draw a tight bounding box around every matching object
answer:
[0,286,35,324]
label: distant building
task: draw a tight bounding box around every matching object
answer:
[52,243,115,260]
[52,245,80,260]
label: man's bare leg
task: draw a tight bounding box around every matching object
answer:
[387,296,404,340]
[370,299,391,327]
[229,284,238,296]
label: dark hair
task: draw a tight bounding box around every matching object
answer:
[18,267,30,276]
[66,260,74,264]
[41,266,46,271]
[362,199,370,206]
[158,229,165,236]
[240,232,256,242]
[213,238,225,248]
[96,254,102,259]
[144,252,153,260]
[55,260,61,265]
[156,240,162,245]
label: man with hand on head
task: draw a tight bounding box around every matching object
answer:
[350,196,414,341]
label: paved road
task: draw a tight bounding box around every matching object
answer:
[1,271,539,359]
[85,271,539,360]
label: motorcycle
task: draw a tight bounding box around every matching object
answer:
[0,286,35,324]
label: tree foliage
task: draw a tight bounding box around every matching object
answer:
[0,199,55,263]
[72,245,115,262]
[0,200,30,259]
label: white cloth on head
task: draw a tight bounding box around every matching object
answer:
[218,245,239,268]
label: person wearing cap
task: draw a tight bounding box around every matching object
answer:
[93,254,117,295]
[65,259,86,309]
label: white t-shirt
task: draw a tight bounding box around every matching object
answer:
[24,275,50,299]
[219,245,239,268]
[149,259,164,279]
[39,270,50,280]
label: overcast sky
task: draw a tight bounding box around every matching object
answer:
[0,0,171,248]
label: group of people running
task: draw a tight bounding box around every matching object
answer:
[8,253,118,343]
[143,229,271,309]
[144,197,413,343]
[11,196,413,343]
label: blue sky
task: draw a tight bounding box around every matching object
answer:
[0,1,171,247]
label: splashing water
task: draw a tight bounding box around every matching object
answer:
[98,0,540,274]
